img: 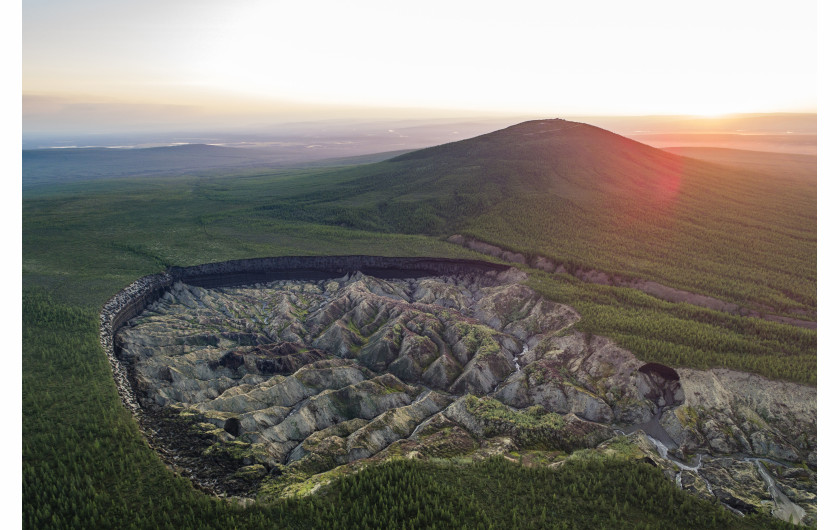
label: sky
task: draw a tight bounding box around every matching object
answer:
[22,0,818,134]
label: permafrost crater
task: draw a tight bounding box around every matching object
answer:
[103,257,816,524]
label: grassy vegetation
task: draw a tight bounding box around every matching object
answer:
[464,396,579,450]
[22,170,481,306]
[465,395,566,431]
[22,120,815,527]
[526,271,816,384]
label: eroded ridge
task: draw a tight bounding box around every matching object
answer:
[114,270,816,523]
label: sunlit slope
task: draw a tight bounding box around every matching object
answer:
[255,119,816,318]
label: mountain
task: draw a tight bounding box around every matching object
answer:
[254,119,816,319]
[303,119,688,202]
[393,118,686,188]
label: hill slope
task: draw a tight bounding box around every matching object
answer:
[249,119,816,319]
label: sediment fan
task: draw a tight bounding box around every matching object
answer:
[100,256,815,524]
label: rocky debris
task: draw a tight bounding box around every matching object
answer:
[101,256,512,413]
[100,272,174,413]
[112,269,817,520]
[586,432,815,523]
[774,465,817,525]
[704,458,769,515]
[659,368,816,464]
[492,332,658,425]
[441,395,613,452]
[287,390,455,470]
[211,344,331,375]
[258,374,419,460]
[700,457,799,518]
[446,234,528,265]
[117,271,590,484]
[473,283,580,342]
[136,407,271,497]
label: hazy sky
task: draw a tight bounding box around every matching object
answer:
[23,0,818,132]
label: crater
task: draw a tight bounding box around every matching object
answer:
[102,256,602,496]
[97,256,816,520]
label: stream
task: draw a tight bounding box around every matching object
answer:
[514,345,529,372]
[491,344,531,394]
[645,435,713,497]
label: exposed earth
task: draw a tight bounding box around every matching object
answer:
[447,234,817,329]
[114,269,816,524]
